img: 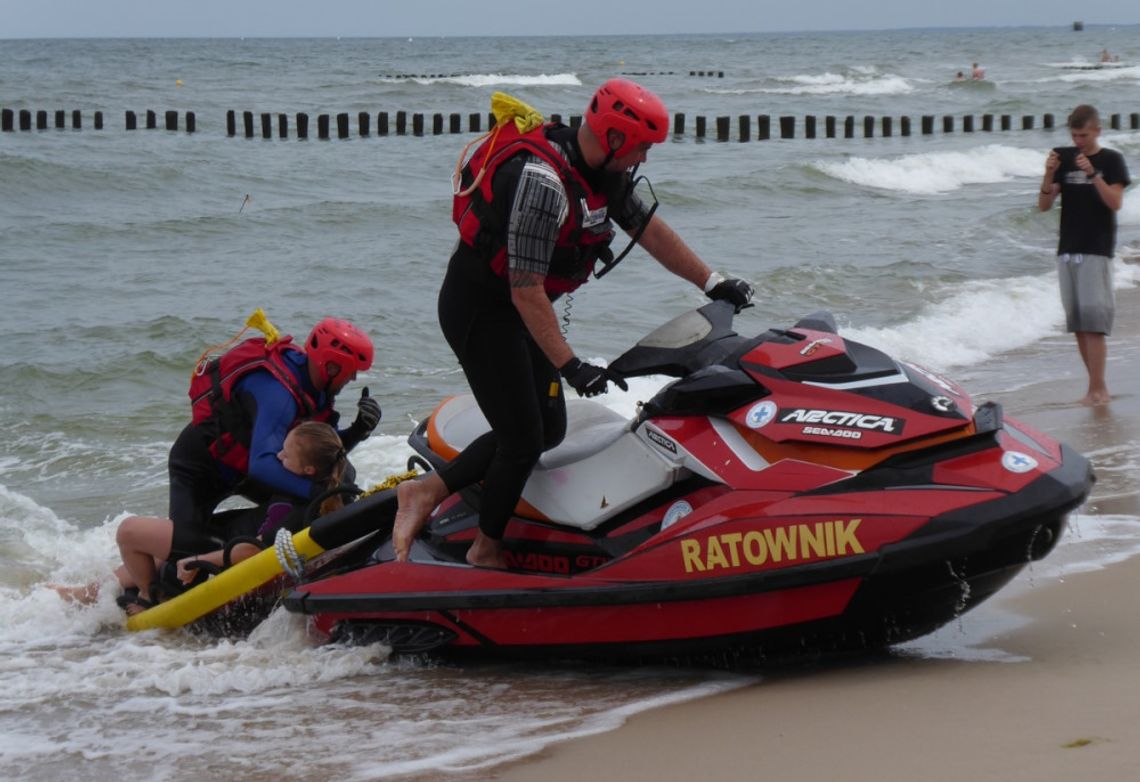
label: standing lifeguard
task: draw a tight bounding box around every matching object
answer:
[393,79,755,568]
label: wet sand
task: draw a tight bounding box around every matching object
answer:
[494,560,1140,781]
[492,285,1140,782]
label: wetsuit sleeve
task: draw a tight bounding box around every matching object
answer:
[338,411,369,453]
[235,372,317,500]
[612,181,652,233]
[502,154,569,278]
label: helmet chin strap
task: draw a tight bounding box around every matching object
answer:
[597,128,625,170]
[600,148,644,173]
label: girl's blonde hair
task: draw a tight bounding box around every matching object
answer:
[291,421,348,516]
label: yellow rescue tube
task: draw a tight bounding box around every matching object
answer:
[126,528,325,632]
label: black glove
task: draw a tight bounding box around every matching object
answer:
[559,358,629,398]
[706,275,755,311]
[350,387,381,439]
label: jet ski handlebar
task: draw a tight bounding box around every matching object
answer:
[607,300,744,380]
[606,303,842,382]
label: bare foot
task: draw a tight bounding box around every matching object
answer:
[121,589,156,616]
[48,582,100,605]
[1079,390,1111,406]
[124,601,147,616]
[465,532,507,569]
[393,475,446,562]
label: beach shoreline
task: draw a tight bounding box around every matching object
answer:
[489,289,1140,782]
[491,556,1140,782]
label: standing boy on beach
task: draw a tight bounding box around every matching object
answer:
[1038,104,1130,406]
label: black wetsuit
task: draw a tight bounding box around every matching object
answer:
[436,242,568,539]
[436,126,649,540]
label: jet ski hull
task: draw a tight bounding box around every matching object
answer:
[283,443,1088,661]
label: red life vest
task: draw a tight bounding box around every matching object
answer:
[188,336,333,474]
[452,122,615,296]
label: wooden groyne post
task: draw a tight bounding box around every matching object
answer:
[7,108,1140,141]
[1,108,105,131]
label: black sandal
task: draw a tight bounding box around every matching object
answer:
[115,588,157,612]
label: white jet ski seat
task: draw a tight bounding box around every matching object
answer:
[425,394,678,530]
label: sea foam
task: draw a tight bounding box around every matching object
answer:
[843,260,1138,372]
[1053,64,1140,84]
[814,144,1045,194]
[770,68,912,95]
[379,72,581,87]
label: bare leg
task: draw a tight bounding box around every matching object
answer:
[392,473,449,562]
[48,582,102,604]
[112,564,135,590]
[465,531,507,569]
[115,515,174,604]
[1075,332,1110,405]
[48,553,137,604]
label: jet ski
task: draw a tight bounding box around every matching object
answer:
[281,301,1093,661]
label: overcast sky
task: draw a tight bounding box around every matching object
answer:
[2,0,1136,38]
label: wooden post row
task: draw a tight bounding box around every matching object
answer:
[0,108,1125,139]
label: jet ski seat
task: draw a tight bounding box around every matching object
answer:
[539,399,629,468]
[428,394,629,463]
[426,394,677,530]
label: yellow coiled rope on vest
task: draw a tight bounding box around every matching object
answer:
[452,92,545,198]
[192,307,280,378]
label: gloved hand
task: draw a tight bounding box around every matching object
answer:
[351,387,382,439]
[559,358,629,398]
[705,273,755,311]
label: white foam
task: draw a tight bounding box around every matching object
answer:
[1052,64,1140,83]
[0,484,104,581]
[814,144,1045,195]
[341,431,418,488]
[381,72,581,87]
[847,259,1137,373]
[0,484,71,535]
[752,70,914,96]
[840,274,1054,371]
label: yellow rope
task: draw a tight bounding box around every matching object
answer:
[452,91,545,199]
[357,469,420,498]
[191,308,281,378]
[452,124,500,198]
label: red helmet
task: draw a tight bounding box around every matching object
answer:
[585,79,669,159]
[306,317,373,387]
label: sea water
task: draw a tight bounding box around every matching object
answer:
[2,28,1139,780]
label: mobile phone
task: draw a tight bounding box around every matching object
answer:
[1053,146,1077,166]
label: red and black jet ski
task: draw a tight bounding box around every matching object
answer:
[282,301,1093,661]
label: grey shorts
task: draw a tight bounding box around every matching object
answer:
[1057,254,1114,335]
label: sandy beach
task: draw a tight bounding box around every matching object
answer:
[494,561,1140,781]
[493,282,1140,782]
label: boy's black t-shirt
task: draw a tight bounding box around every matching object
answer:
[1052,146,1131,257]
